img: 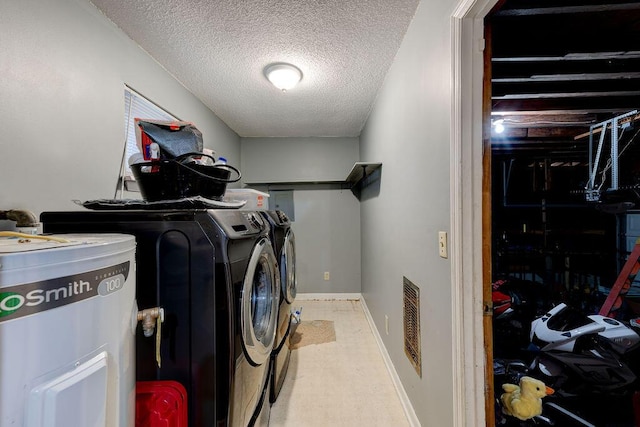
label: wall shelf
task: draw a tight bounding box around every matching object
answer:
[345,162,382,186]
[345,162,382,199]
[244,162,383,190]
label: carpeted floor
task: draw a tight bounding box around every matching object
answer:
[269,299,411,426]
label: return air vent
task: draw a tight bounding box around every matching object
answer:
[403,276,422,377]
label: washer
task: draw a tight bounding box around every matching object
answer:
[210,209,279,427]
[40,209,279,427]
[260,210,297,403]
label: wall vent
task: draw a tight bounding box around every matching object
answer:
[403,276,422,377]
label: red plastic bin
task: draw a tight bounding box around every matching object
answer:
[136,381,188,427]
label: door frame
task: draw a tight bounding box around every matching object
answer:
[450,0,498,425]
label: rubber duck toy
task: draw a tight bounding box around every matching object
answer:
[500,376,554,421]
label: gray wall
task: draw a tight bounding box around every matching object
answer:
[359,0,454,425]
[240,137,359,183]
[243,137,361,294]
[255,183,361,294]
[291,185,360,294]
[0,0,239,216]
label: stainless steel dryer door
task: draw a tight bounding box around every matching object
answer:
[241,237,279,366]
[281,229,297,304]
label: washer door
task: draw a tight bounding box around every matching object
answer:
[281,229,297,304]
[242,237,279,366]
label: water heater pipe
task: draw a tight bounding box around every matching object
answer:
[137,307,165,368]
[137,307,164,336]
[0,209,38,227]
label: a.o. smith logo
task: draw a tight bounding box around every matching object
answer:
[0,261,130,323]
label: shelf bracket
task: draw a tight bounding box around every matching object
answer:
[344,162,382,199]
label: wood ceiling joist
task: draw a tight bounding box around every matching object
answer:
[493,80,640,100]
[491,138,586,146]
[527,127,588,137]
[493,90,640,100]
[493,52,640,63]
[494,63,640,81]
[492,108,635,116]
[493,72,640,83]
[491,146,588,155]
[500,122,592,130]
[492,113,595,127]
[493,2,640,17]
[493,100,639,115]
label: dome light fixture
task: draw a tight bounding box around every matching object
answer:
[264,63,303,92]
[493,119,505,134]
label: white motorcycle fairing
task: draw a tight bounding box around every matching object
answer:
[530,303,640,353]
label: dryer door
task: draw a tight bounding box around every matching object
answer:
[241,237,279,366]
[281,229,297,304]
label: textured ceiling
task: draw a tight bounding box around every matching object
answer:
[90,0,419,137]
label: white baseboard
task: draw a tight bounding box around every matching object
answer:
[360,297,421,427]
[295,292,361,300]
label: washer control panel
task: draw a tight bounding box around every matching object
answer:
[208,210,266,238]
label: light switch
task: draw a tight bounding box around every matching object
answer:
[438,231,448,258]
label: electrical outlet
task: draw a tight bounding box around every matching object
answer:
[438,231,448,258]
[324,271,330,281]
[385,315,389,335]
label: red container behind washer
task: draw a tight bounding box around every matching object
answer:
[136,381,188,427]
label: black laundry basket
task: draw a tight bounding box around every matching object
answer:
[131,153,240,201]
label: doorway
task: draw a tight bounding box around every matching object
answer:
[487,2,640,426]
[453,0,640,426]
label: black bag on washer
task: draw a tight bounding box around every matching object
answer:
[135,119,203,159]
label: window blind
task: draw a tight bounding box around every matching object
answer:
[123,87,178,175]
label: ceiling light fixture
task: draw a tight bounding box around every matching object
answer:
[264,63,303,92]
[493,119,505,134]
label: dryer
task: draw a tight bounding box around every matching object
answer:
[209,209,278,427]
[41,209,279,427]
[260,210,297,403]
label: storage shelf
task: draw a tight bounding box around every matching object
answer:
[345,162,382,187]
[243,180,344,186]
[344,162,382,200]
[243,162,382,191]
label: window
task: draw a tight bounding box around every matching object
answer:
[122,86,179,176]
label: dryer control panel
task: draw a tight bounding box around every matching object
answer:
[208,210,267,238]
[264,210,290,226]
[275,210,290,225]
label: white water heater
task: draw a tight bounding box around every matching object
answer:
[0,234,137,427]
